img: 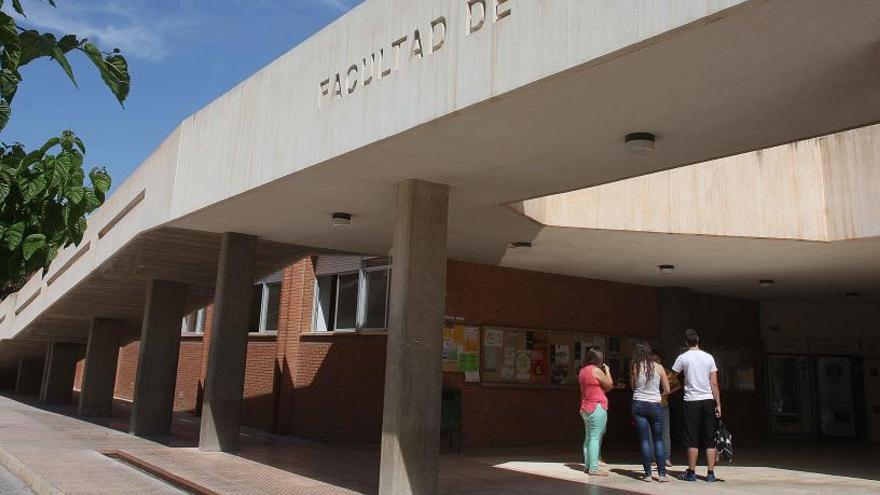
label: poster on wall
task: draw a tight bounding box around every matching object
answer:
[442,324,481,373]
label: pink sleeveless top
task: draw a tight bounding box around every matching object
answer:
[579,365,609,413]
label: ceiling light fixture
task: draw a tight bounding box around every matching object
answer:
[759,279,775,288]
[331,212,352,226]
[658,264,675,274]
[625,132,656,155]
[845,291,860,299]
[510,241,533,253]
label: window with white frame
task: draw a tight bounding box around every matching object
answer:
[181,307,206,334]
[313,257,390,332]
[249,277,281,334]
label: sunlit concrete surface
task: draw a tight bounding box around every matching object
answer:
[0,465,32,495]
[0,394,877,495]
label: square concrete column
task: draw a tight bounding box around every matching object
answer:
[15,357,44,395]
[78,318,123,416]
[39,342,80,404]
[379,179,449,495]
[198,232,257,452]
[130,279,188,437]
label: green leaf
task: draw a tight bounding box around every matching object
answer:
[18,31,78,87]
[78,43,129,106]
[4,222,24,250]
[73,136,86,153]
[89,167,111,194]
[0,99,9,134]
[22,234,45,260]
[38,137,60,155]
[66,186,83,204]
[0,173,10,203]
[60,130,75,151]
[0,12,21,70]
[11,0,24,16]
[0,69,21,102]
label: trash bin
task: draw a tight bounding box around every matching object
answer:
[441,388,461,452]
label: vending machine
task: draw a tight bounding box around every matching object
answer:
[768,354,814,438]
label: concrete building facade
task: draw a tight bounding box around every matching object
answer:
[2,1,880,492]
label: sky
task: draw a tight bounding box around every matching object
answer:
[4,0,362,192]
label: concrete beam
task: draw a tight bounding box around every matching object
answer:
[198,232,257,452]
[78,318,123,416]
[379,179,449,495]
[39,342,80,404]
[130,279,188,437]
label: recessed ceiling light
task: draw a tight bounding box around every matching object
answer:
[510,241,533,253]
[759,279,775,288]
[658,264,675,274]
[331,212,352,226]
[625,132,656,155]
[845,291,860,299]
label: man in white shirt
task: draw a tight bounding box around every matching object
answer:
[671,329,721,482]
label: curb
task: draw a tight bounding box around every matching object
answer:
[0,447,64,495]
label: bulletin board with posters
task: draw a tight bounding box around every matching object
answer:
[442,324,481,374]
[480,327,609,388]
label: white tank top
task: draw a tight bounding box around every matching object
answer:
[632,363,662,403]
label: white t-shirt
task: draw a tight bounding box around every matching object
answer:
[671,349,717,402]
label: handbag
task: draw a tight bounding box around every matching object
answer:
[714,420,734,463]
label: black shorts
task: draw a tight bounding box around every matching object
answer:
[682,399,717,449]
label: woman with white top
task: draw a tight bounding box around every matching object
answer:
[630,342,671,482]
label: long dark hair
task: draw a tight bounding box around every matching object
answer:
[632,341,654,381]
[585,346,605,367]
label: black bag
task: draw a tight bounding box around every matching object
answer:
[714,420,734,463]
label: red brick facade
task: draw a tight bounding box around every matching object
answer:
[75,257,763,448]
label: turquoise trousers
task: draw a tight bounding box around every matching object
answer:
[581,405,608,471]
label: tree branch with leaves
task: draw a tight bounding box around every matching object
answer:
[0,0,130,297]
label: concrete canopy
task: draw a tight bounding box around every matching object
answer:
[2,0,880,364]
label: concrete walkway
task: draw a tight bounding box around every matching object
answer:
[0,394,877,495]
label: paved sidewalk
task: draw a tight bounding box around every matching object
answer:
[0,394,877,495]
[0,464,33,494]
[0,395,609,495]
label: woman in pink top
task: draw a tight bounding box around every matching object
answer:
[579,347,614,476]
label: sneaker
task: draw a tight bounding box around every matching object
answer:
[588,469,610,477]
[678,471,697,482]
[638,473,652,482]
[598,460,608,467]
[706,472,717,483]
[665,459,673,467]
[657,475,671,483]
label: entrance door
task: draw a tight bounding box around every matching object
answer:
[866,358,880,444]
[768,355,813,437]
[815,356,856,437]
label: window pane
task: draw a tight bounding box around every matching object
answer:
[363,269,389,329]
[264,282,281,332]
[314,275,335,331]
[248,285,263,332]
[181,313,196,333]
[335,273,359,330]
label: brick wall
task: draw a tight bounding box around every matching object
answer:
[100,256,761,450]
[282,259,661,448]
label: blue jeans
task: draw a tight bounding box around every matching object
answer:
[632,400,666,477]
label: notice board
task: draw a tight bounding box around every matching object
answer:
[481,327,608,387]
[442,324,481,373]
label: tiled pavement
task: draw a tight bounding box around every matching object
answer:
[0,464,33,494]
[0,394,877,495]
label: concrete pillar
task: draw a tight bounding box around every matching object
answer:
[198,233,257,452]
[659,287,693,364]
[15,358,44,395]
[78,318,123,416]
[130,279,188,437]
[39,342,80,404]
[379,179,449,495]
